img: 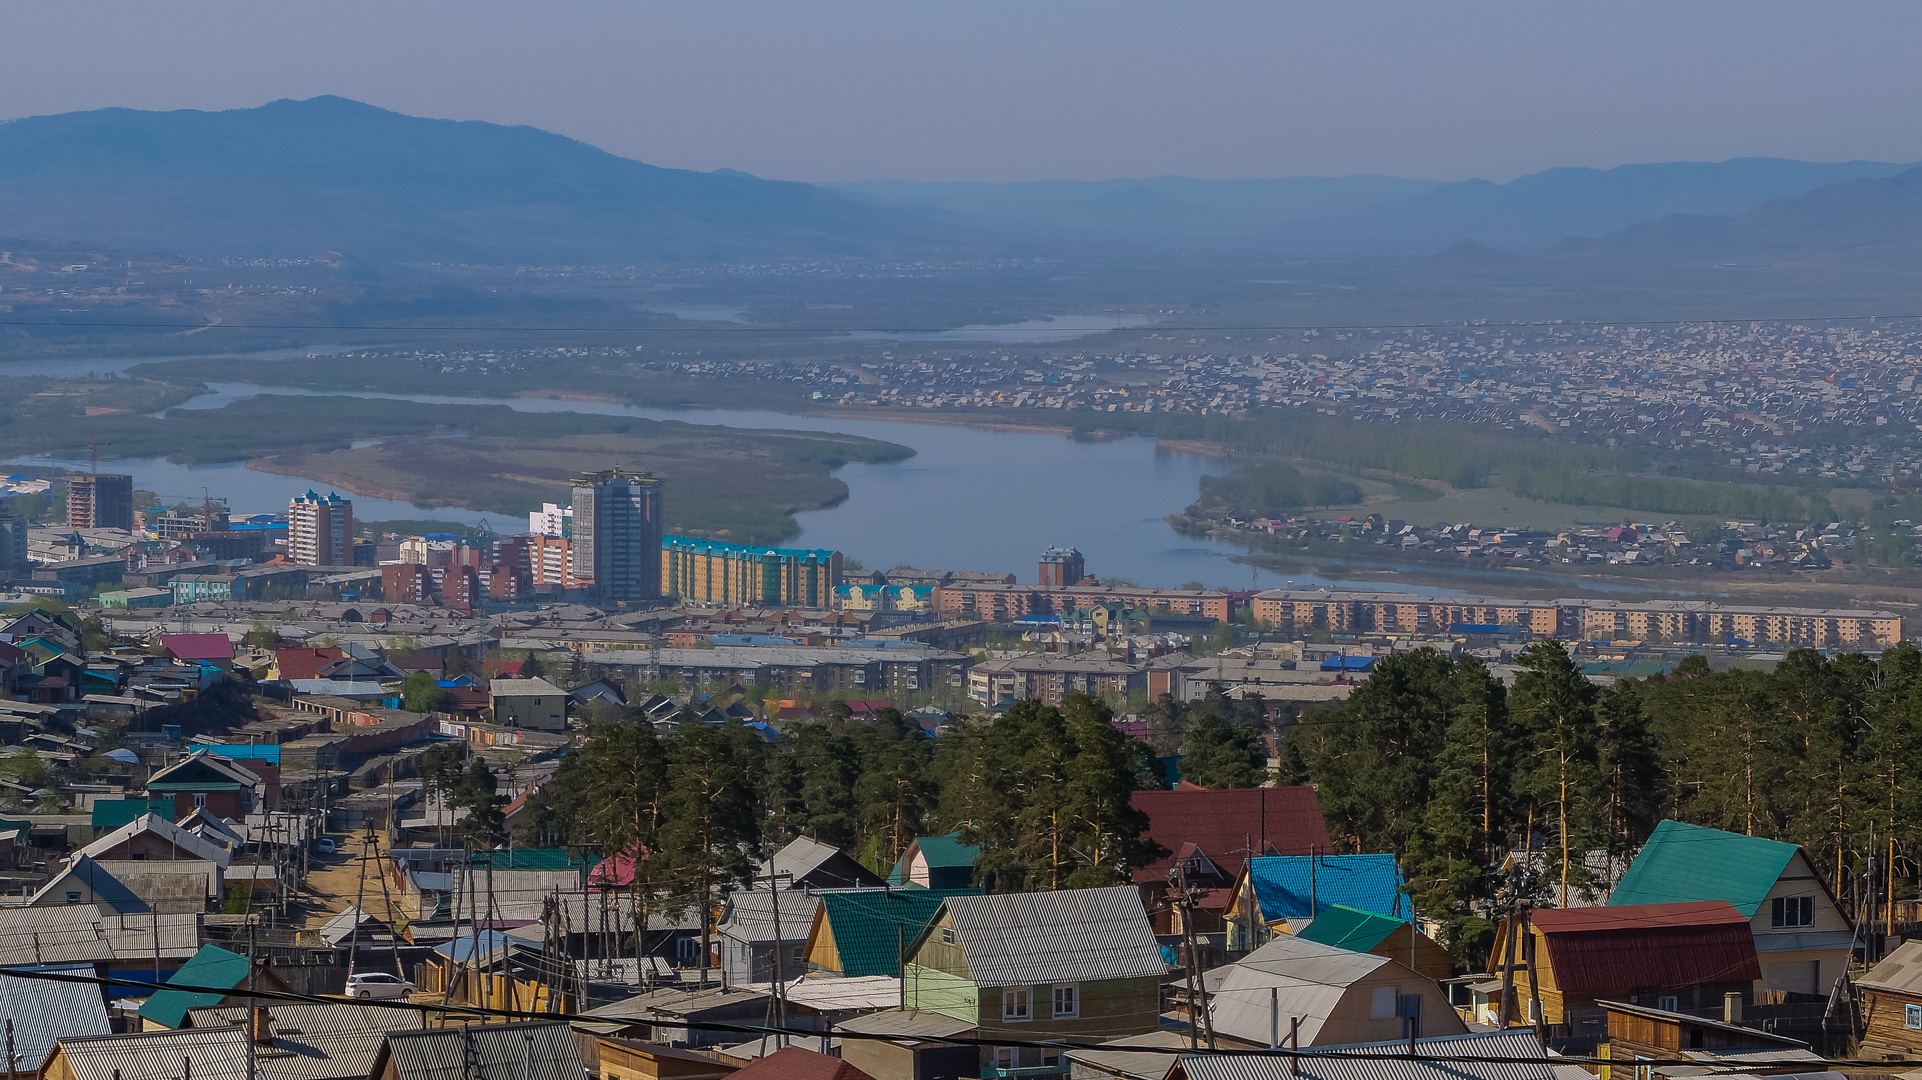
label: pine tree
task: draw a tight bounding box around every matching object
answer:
[658,720,764,983]
[851,709,935,869]
[1406,656,1512,965]
[1178,710,1268,789]
[1594,677,1662,882]
[1510,641,1601,902]
[1061,692,1165,886]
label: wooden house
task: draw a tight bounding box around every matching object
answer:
[904,885,1169,1075]
[1130,784,1331,934]
[594,1035,740,1080]
[804,887,977,977]
[1608,820,1852,997]
[764,835,887,890]
[1855,940,1922,1059]
[1597,998,1817,1073]
[1200,934,1466,1050]
[1295,903,1454,982]
[835,1006,979,1080]
[887,833,980,889]
[136,945,294,1030]
[369,1021,583,1080]
[1489,901,1761,1040]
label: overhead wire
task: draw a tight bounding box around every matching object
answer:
[0,964,1893,1069]
[6,313,1922,335]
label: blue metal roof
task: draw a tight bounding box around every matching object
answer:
[1319,656,1376,672]
[1247,853,1404,922]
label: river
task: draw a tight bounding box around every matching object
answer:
[2,372,1503,592]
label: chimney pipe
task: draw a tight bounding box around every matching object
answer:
[1722,992,1742,1024]
[250,1006,272,1045]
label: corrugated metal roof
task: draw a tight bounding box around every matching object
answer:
[139,945,251,1029]
[380,1021,583,1080]
[1526,902,1761,995]
[718,888,822,945]
[1248,855,1405,923]
[52,1026,252,1080]
[0,907,197,967]
[1607,821,1799,917]
[1178,1029,1567,1080]
[1205,935,1393,1045]
[833,1007,975,1039]
[937,885,1167,987]
[29,855,151,914]
[0,965,111,1073]
[1859,940,1922,994]
[1133,786,1331,885]
[1062,1029,1189,1080]
[187,1003,425,1080]
[816,888,977,976]
[1296,905,1404,954]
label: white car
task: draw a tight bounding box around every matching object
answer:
[346,972,414,1000]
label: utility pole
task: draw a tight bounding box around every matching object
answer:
[1172,862,1216,1050]
[765,868,793,1047]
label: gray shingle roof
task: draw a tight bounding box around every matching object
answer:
[719,888,822,945]
[936,885,1166,987]
[0,907,199,965]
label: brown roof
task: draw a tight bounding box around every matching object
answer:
[1131,785,1330,883]
[732,1047,875,1080]
[275,647,345,681]
[1527,901,1760,995]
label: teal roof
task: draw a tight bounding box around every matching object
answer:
[661,534,838,562]
[138,945,250,1028]
[471,849,583,871]
[817,888,979,976]
[1295,903,1406,953]
[1607,819,1798,917]
[886,832,981,886]
[91,798,173,830]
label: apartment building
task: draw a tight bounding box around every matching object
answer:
[66,473,133,531]
[933,583,1235,622]
[571,469,663,604]
[287,490,353,567]
[661,534,841,608]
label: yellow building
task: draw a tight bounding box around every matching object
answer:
[661,534,841,608]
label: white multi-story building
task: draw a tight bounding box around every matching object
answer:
[528,502,573,538]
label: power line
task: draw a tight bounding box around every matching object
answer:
[0,963,1885,1069]
[6,314,1922,335]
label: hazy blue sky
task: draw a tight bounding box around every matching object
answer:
[5,1,1921,183]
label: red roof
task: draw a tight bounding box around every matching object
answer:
[1529,901,1760,995]
[733,1047,876,1080]
[275,647,345,681]
[160,633,234,661]
[1131,785,1331,883]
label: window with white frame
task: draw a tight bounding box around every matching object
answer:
[1052,983,1079,1019]
[1907,1004,1922,1030]
[1002,986,1031,1022]
[1771,896,1815,928]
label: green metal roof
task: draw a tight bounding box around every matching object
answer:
[470,849,583,871]
[1295,903,1406,953]
[818,888,979,977]
[90,798,173,830]
[139,945,249,1029]
[1607,819,1798,917]
[886,832,981,885]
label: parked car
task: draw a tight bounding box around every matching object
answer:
[346,972,414,1000]
[314,838,338,855]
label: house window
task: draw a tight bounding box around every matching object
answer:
[1907,1004,1922,1030]
[1772,896,1815,927]
[1052,983,1079,1019]
[674,936,700,960]
[1657,995,1680,1012]
[1002,986,1031,1022]
[940,926,956,944]
[64,891,81,904]
[193,793,208,809]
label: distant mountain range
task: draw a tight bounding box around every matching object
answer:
[0,96,1915,268]
[0,96,969,266]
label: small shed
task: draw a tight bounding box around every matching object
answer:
[1857,939,1922,1059]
